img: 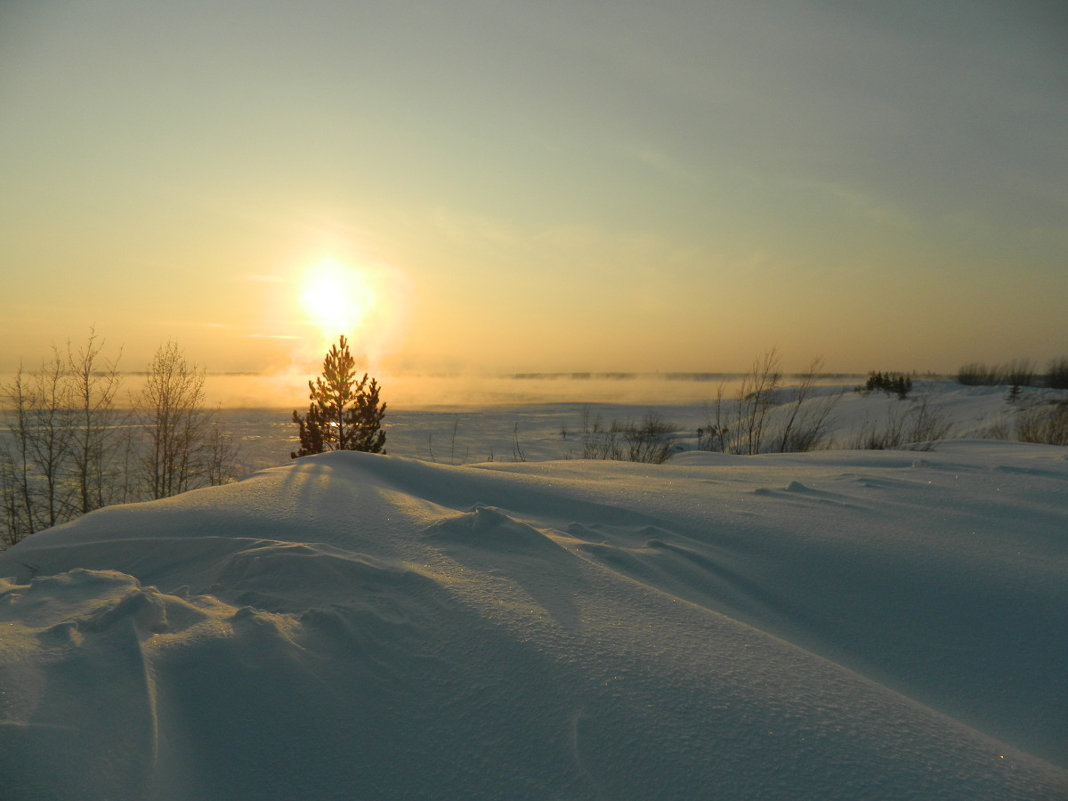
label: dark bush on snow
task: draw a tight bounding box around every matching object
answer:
[582,411,676,464]
[861,371,912,399]
[957,362,1001,386]
[1046,358,1068,390]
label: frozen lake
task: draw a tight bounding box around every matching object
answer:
[226,401,717,474]
[217,371,834,472]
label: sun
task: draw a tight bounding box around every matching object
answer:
[300,258,376,339]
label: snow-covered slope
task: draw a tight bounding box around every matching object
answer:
[2,443,1066,800]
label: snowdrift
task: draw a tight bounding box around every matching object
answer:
[1,444,1066,800]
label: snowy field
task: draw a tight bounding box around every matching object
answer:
[1,380,1066,799]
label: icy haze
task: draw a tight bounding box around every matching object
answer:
[1,441,1066,799]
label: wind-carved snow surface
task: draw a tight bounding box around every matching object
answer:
[1,443,1066,800]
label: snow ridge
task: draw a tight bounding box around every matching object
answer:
[1,444,1066,800]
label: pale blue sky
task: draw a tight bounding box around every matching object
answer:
[2,0,1066,379]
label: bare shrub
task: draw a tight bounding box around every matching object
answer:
[1016,402,1068,446]
[511,422,527,462]
[849,403,909,450]
[849,394,952,451]
[1046,358,1068,390]
[624,413,676,464]
[908,395,954,447]
[774,359,841,452]
[699,353,837,454]
[979,416,1012,440]
[958,359,1042,391]
[957,363,1001,386]
[1004,359,1037,403]
[582,409,675,463]
[698,384,731,453]
[735,350,782,455]
[699,350,783,455]
[580,408,610,459]
[1004,359,1036,389]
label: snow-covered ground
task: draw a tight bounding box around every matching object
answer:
[1,382,1066,799]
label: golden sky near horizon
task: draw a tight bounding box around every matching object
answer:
[2,0,1066,381]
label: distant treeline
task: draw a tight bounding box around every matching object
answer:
[508,371,865,382]
[957,358,1068,389]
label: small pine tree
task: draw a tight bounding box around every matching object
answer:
[291,336,386,458]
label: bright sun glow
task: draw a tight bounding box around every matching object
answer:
[300,258,376,338]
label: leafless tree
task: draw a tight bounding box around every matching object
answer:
[1,335,239,549]
[0,449,24,548]
[1,347,84,539]
[28,349,75,528]
[1,369,37,544]
[66,329,124,513]
[138,341,236,499]
[204,421,240,487]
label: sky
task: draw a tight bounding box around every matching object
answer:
[2,0,1066,383]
